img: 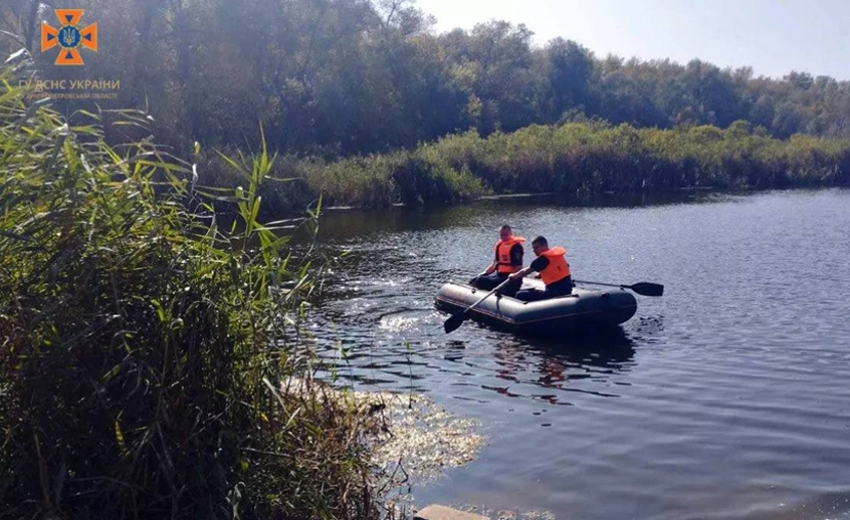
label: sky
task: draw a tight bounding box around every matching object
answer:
[415,0,850,80]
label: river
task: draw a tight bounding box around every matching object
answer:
[305,189,850,520]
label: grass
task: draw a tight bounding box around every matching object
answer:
[0,63,391,520]
[204,120,850,213]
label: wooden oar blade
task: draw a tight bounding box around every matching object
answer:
[443,312,466,333]
[629,282,664,297]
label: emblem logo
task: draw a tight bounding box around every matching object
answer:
[41,9,98,66]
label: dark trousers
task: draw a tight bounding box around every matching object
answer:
[515,276,573,302]
[471,272,521,298]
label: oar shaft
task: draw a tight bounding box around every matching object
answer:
[575,279,664,297]
[467,278,511,313]
[574,280,622,289]
[443,278,513,333]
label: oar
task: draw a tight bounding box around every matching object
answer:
[444,278,512,334]
[574,279,664,297]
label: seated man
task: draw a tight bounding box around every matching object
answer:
[509,236,573,302]
[469,224,524,298]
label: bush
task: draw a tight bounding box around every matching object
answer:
[0,66,384,520]
[272,121,850,211]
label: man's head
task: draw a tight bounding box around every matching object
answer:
[499,224,513,241]
[531,236,549,256]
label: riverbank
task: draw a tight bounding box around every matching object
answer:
[0,67,397,520]
[201,121,850,215]
[0,63,494,519]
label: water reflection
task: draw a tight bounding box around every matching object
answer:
[312,190,723,242]
[303,190,850,520]
[482,332,636,403]
[310,321,638,405]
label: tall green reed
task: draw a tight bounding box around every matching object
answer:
[0,62,385,520]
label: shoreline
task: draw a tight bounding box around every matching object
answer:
[317,184,843,214]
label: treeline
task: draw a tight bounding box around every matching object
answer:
[2,0,850,158]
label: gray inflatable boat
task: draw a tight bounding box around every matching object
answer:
[435,279,637,336]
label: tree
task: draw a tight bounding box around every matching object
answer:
[545,38,594,121]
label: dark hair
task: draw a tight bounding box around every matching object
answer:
[532,236,548,247]
[500,224,512,232]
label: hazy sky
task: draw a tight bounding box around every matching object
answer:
[416,0,850,80]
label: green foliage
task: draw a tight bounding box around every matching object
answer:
[3,1,850,158]
[0,67,384,520]
[254,120,850,209]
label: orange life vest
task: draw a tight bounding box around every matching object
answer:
[538,247,571,285]
[495,236,526,274]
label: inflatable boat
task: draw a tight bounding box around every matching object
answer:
[435,279,637,336]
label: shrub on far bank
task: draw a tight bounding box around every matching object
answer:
[217,121,850,214]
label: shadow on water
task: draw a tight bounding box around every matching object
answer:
[310,189,729,242]
[435,328,638,405]
[498,330,635,395]
[443,326,636,365]
[513,327,636,366]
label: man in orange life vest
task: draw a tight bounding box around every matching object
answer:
[469,224,524,298]
[508,236,573,302]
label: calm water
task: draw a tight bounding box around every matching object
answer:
[306,189,850,520]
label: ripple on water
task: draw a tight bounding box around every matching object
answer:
[306,190,850,520]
